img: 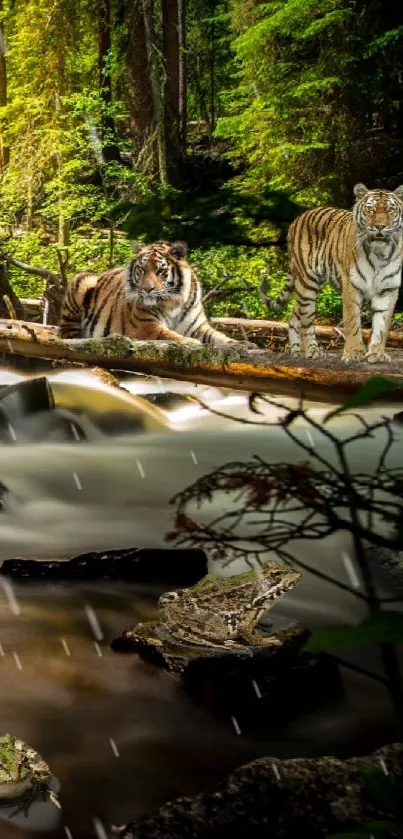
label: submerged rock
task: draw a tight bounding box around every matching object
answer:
[112,567,343,731]
[2,548,207,585]
[116,742,403,839]
[112,618,343,734]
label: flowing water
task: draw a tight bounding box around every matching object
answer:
[0,368,401,838]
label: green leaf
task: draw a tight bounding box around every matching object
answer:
[328,822,396,839]
[360,766,400,815]
[324,378,400,423]
[304,611,403,651]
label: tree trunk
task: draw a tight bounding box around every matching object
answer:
[178,0,186,151]
[98,0,121,163]
[162,0,182,185]
[0,263,24,319]
[142,0,167,183]
[125,0,158,176]
[195,55,211,139]
[209,18,215,135]
[0,4,9,170]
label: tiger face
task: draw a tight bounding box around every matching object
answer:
[353,183,403,243]
[125,240,189,308]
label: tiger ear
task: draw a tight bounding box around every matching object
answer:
[353,183,369,200]
[130,241,143,255]
[169,240,188,259]
[394,185,403,199]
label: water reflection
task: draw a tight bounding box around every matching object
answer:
[0,580,398,839]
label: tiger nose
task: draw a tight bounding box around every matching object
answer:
[374,222,387,230]
[142,276,158,291]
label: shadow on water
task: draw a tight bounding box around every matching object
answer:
[0,579,399,839]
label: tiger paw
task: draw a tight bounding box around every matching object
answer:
[235,340,259,349]
[365,348,391,363]
[305,345,326,360]
[183,337,202,345]
[342,346,366,363]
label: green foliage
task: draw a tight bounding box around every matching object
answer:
[3,229,133,299]
[327,766,403,839]
[194,246,341,323]
[304,612,403,652]
[328,824,395,839]
[117,182,306,246]
[360,766,401,817]
[324,378,400,423]
[0,0,402,325]
[217,0,403,205]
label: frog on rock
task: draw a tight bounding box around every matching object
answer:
[155,561,302,649]
[0,733,60,817]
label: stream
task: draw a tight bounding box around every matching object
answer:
[0,579,399,839]
[0,367,402,838]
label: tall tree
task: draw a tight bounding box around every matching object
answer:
[178,0,187,150]
[218,0,403,206]
[124,0,160,177]
[98,0,121,162]
[163,0,182,184]
[0,1,9,170]
[143,0,167,182]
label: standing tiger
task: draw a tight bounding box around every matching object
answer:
[59,240,255,348]
[260,184,403,363]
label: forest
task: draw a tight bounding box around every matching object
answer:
[0,0,402,325]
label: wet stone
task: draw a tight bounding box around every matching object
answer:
[117,742,403,839]
[111,618,343,736]
[2,548,207,586]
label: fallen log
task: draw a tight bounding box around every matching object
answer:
[18,303,403,350]
[2,318,403,404]
[211,316,403,348]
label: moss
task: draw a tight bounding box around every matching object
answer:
[63,333,256,366]
[76,334,135,358]
[191,568,269,594]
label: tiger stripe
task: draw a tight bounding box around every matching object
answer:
[260,184,403,363]
[59,241,255,349]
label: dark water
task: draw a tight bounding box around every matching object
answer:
[0,579,398,839]
[0,371,401,837]
[0,579,276,838]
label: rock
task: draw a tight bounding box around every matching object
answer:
[111,619,343,735]
[365,544,403,592]
[1,548,207,585]
[0,377,53,442]
[0,376,95,442]
[0,776,61,833]
[116,743,403,839]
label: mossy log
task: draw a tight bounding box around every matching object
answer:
[19,302,403,347]
[2,318,403,404]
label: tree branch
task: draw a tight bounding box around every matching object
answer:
[8,257,62,288]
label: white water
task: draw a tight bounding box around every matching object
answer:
[0,368,402,631]
[0,368,402,837]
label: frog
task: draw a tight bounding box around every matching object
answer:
[154,560,302,649]
[0,733,61,818]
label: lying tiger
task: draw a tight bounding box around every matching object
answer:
[59,240,254,349]
[260,183,403,363]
